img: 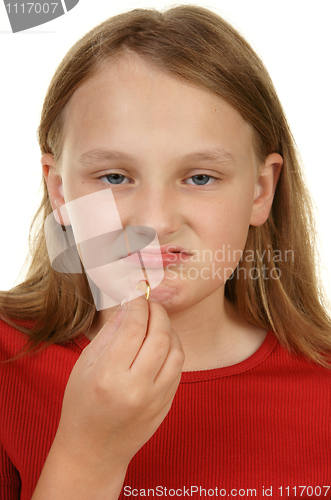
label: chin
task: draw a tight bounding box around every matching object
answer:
[149,280,181,305]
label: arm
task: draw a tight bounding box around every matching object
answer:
[31,439,127,500]
[31,293,184,499]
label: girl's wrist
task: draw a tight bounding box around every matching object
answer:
[32,438,129,500]
[51,431,130,477]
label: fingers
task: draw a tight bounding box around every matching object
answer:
[85,305,125,361]
[98,293,149,370]
[152,368,183,419]
[83,293,184,395]
[130,300,180,381]
[153,326,185,387]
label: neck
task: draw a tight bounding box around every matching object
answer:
[162,289,267,371]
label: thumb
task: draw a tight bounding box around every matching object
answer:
[84,288,146,361]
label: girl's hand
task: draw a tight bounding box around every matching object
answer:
[53,292,185,471]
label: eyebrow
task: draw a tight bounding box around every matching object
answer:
[181,149,237,166]
[78,148,237,167]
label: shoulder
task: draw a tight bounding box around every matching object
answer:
[268,335,331,383]
[0,317,32,361]
[0,318,83,415]
[0,316,83,364]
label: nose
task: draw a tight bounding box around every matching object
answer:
[122,183,183,242]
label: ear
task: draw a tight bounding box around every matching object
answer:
[250,152,283,226]
[41,153,71,226]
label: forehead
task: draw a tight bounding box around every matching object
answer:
[60,53,257,167]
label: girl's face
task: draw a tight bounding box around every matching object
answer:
[43,52,282,311]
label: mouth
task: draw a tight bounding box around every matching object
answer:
[142,245,192,256]
[122,248,192,267]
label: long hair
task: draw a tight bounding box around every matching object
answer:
[1,5,331,366]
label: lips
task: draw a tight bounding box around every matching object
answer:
[144,245,191,255]
[123,246,191,267]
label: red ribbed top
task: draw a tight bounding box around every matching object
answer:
[1,319,331,500]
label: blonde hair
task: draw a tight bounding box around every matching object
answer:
[1,5,331,366]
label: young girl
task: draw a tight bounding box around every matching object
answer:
[1,5,331,500]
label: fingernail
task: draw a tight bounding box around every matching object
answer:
[120,289,145,308]
[120,299,129,309]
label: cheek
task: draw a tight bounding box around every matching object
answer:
[201,187,254,257]
[61,171,88,203]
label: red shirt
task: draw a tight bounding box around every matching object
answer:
[1,318,331,500]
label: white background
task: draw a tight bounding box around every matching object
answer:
[0,0,330,301]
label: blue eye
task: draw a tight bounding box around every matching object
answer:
[99,173,218,186]
[100,173,131,185]
[185,174,217,186]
